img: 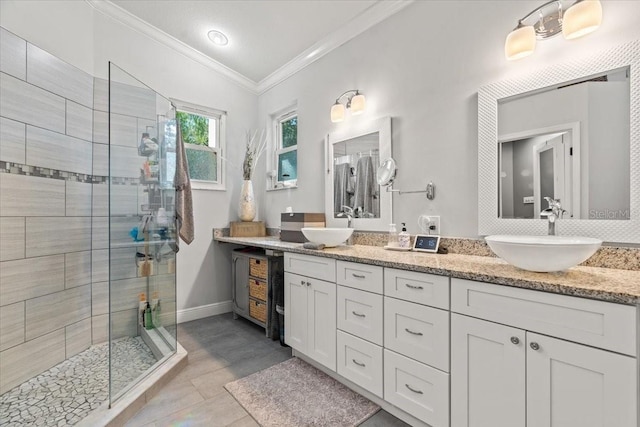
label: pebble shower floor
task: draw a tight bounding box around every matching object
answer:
[0,336,157,426]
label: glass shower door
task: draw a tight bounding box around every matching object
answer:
[108,63,177,404]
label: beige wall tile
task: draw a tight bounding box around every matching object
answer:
[26,125,92,175]
[0,329,65,394]
[25,285,90,340]
[0,116,26,164]
[65,318,91,358]
[91,249,108,282]
[92,281,108,316]
[92,314,108,345]
[0,73,65,134]
[0,27,26,80]
[65,251,91,288]
[0,301,24,351]
[93,142,108,176]
[26,217,91,257]
[0,217,25,261]
[66,100,93,142]
[0,254,65,306]
[0,173,65,217]
[65,181,92,216]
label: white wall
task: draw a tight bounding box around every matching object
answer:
[1,0,258,313]
[257,0,640,237]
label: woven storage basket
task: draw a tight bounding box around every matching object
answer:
[249,258,267,279]
[249,298,267,323]
[249,279,267,301]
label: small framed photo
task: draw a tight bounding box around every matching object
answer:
[413,234,441,253]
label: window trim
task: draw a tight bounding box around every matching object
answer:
[172,98,227,191]
[273,109,298,189]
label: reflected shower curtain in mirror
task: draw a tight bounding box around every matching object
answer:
[353,156,379,218]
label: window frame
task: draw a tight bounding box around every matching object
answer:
[172,99,227,191]
[273,109,298,189]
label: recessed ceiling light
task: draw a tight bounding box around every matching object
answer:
[207,30,228,46]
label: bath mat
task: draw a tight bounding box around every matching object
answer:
[225,357,380,426]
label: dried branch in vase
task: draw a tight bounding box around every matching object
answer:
[242,129,267,180]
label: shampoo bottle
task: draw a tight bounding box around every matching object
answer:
[399,223,410,248]
[144,301,153,330]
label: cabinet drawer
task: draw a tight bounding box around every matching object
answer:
[384,268,449,309]
[337,331,383,398]
[337,286,383,345]
[384,349,449,427]
[451,278,637,356]
[284,252,336,282]
[249,278,267,301]
[384,297,449,372]
[336,261,383,294]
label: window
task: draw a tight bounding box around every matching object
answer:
[173,100,226,190]
[273,110,298,188]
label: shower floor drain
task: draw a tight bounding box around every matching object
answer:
[0,336,157,427]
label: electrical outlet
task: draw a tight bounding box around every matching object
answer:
[427,215,440,235]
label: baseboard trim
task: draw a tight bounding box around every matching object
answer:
[176,301,233,324]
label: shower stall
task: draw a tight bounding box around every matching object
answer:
[0,27,178,426]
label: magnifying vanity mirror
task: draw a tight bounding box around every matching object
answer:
[377,158,397,186]
[478,40,640,243]
[325,116,392,231]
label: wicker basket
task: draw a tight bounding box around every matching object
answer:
[249,258,268,279]
[249,279,267,301]
[249,298,267,323]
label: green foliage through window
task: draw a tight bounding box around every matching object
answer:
[177,111,209,146]
[281,117,297,148]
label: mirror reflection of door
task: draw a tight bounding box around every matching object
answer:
[333,132,380,219]
[533,133,573,218]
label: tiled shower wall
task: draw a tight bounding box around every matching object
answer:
[0,27,175,395]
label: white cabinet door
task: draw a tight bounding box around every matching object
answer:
[307,276,337,371]
[284,272,309,353]
[451,314,526,427]
[337,285,383,345]
[337,330,383,398]
[526,332,638,427]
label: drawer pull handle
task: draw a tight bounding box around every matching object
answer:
[352,273,366,279]
[352,311,366,318]
[510,336,520,345]
[405,328,423,336]
[405,283,424,290]
[405,384,423,394]
[352,359,366,367]
[530,342,540,351]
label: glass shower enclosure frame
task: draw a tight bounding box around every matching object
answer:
[108,63,178,405]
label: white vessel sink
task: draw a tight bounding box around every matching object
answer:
[301,227,353,247]
[485,235,602,272]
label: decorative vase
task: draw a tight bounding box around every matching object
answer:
[239,180,256,222]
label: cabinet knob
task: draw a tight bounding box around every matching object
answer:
[530,342,540,351]
[510,336,520,345]
[300,280,306,285]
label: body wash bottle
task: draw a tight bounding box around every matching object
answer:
[144,301,154,330]
[399,223,411,248]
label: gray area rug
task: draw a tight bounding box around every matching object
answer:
[225,357,380,426]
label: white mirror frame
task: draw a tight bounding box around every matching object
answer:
[478,40,639,244]
[325,116,392,231]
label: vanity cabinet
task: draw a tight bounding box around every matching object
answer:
[451,278,638,427]
[284,253,336,371]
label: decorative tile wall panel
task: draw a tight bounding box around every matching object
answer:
[0,301,24,351]
[26,125,92,175]
[0,72,65,133]
[0,117,26,164]
[0,173,65,217]
[26,217,91,257]
[65,181,92,216]
[0,254,65,306]
[26,44,93,108]
[0,217,24,261]
[65,100,93,142]
[65,318,91,358]
[65,251,92,289]
[0,28,26,80]
[25,284,91,340]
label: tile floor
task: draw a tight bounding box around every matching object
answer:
[124,313,410,426]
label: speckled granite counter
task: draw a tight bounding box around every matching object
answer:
[214,235,640,305]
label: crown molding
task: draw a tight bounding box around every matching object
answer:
[256,0,414,94]
[85,0,259,93]
[86,0,413,95]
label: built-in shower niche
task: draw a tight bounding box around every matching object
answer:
[107,63,178,403]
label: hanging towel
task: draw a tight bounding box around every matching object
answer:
[353,156,379,217]
[334,163,351,213]
[174,118,194,247]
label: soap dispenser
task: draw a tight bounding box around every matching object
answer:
[399,223,410,248]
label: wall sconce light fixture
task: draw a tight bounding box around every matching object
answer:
[330,90,366,123]
[505,0,602,61]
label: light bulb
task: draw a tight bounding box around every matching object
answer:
[331,103,345,123]
[350,94,366,115]
[562,0,602,40]
[505,24,536,60]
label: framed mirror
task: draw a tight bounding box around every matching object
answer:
[478,40,639,243]
[325,116,392,231]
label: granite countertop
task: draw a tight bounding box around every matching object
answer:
[214,235,640,305]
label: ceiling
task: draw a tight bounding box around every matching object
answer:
[109,0,387,84]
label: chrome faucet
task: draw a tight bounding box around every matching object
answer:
[542,197,565,236]
[337,205,354,245]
